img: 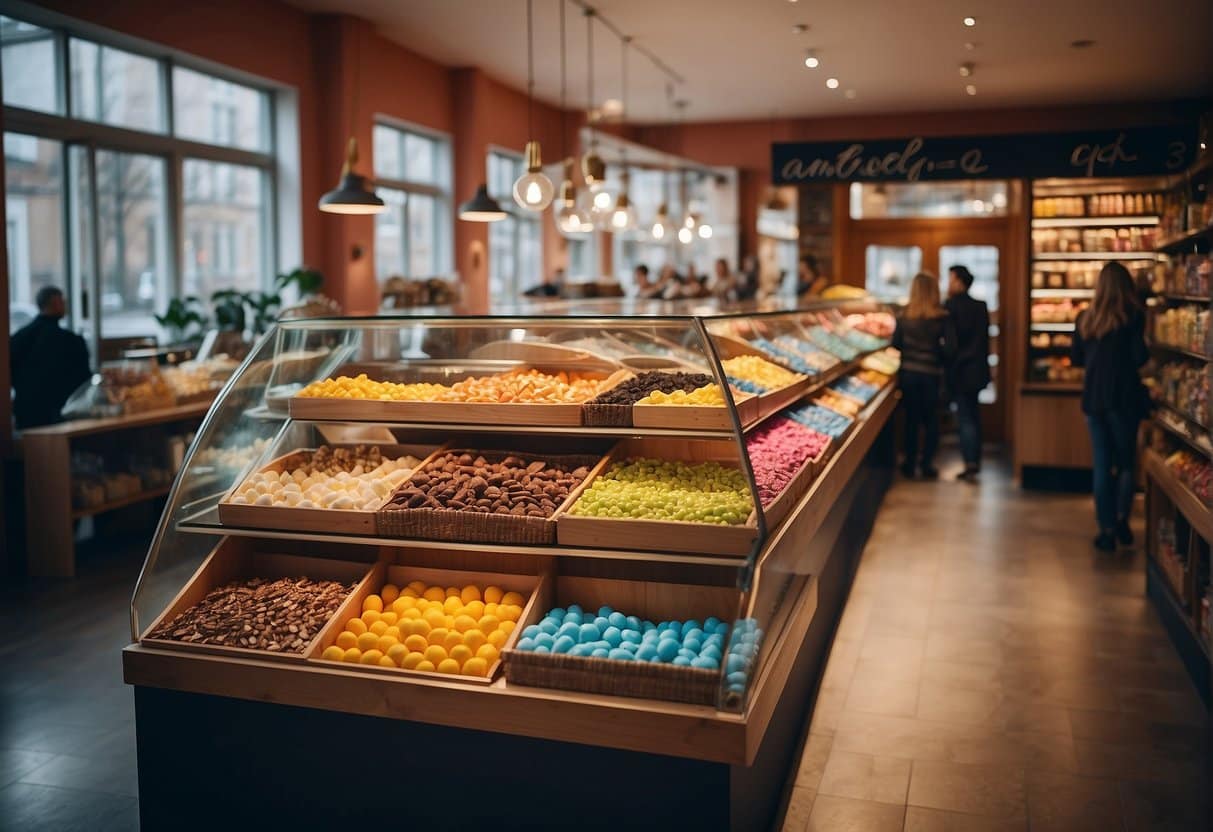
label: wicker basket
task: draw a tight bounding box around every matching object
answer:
[580,402,633,427]
[503,649,721,706]
[376,450,604,545]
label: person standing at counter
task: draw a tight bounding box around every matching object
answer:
[1069,262,1150,552]
[892,273,956,479]
[945,265,991,482]
[9,286,92,430]
[796,254,832,297]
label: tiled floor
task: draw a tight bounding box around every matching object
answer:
[1,458,1208,832]
[783,459,1210,832]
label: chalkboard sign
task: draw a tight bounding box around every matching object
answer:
[771,126,1197,184]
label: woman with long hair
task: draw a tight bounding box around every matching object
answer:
[1070,261,1150,551]
[892,272,957,478]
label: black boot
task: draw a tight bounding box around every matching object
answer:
[1115,520,1134,546]
[1093,531,1116,552]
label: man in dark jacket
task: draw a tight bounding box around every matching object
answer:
[944,266,991,481]
[9,286,92,429]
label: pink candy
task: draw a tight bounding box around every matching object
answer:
[746,417,831,506]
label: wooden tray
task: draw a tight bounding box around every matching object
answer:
[217,443,444,534]
[377,449,612,544]
[632,390,758,431]
[757,441,828,530]
[140,544,375,663]
[503,574,740,705]
[710,333,815,422]
[289,367,631,427]
[309,562,544,685]
[556,438,759,557]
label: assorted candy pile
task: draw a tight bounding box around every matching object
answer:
[747,337,820,376]
[588,371,715,406]
[830,376,879,405]
[298,369,609,404]
[816,389,862,418]
[861,349,900,375]
[721,355,803,393]
[1165,449,1211,502]
[838,327,887,352]
[804,326,860,361]
[785,402,853,438]
[515,605,731,669]
[570,458,753,525]
[772,336,842,372]
[746,417,831,506]
[636,384,727,406]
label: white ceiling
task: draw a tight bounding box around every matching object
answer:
[290,0,1212,121]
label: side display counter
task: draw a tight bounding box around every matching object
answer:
[122,301,901,830]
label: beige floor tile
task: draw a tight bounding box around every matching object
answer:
[780,786,816,832]
[1025,772,1123,832]
[907,759,1027,820]
[902,806,1027,832]
[816,750,911,805]
[794,733,834,790]
[805,794,905,832]
[916,681,1001,725]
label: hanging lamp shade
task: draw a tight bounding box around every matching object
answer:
[459,184,508,222]
[318,137,386,215]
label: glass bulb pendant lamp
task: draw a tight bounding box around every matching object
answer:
[513,141,555,211]
[698,221,714,239]
[554,161,591,236]
[609,191,637,233]
[318,137,386,214]
[677,225,694,245]
[650,202,671,241]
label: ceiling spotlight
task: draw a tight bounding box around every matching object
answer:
[826,77,839,89]
[600,98,624,118]
[1069,39,1096,49]
[964,41,977,50]
[845,89,857,99]
[792,23,808,34]
[959,62,974,77]
[804,50,819,68]
[963,16,976,26]
[965,84,977,96]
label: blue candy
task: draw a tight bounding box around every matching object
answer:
[556,622,579,640]
[691,656,719,670]
[569,644,589,657]
[727,671,748,686]
[597,606,613,618]
[620,641,639,653]
[591,648,610,658]
[534,645,550,653]
[566,604,583,616]
[683,638,702,653]
[549,607,567,621]
[603,626,623,647]
[726,654,747,674]
[553,635,576,654]
[682,620,702,636]
[564,612,582,625]
[608,612,627,629]
[627,616,642,631]
[672,657,692,667]
[635,644,658,662]
[704,617,720,632]
[608,648,633,661]
[715,622,731,636]
[518,637,536,651]
[701,645,722,661]
[656,639,680,662]
[677,647,697,659]
[538,619,558,636]
[534,633,555,650]
[522,625,541,639]
[641,630,659,643]
[579,623,602,643]
[620,629,641,644]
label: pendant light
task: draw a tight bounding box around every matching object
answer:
[650,193,672,241]
[607,37,636,233]
[318,25,385,214]
[677,168,694,244]
[581,7,610,204]
[553,0,590,237]
[459,184,508,222]
[512,0,555,211]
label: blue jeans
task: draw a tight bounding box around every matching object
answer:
[955,391,982,469]
[1085,409,1139,531]
[900,371,941,469]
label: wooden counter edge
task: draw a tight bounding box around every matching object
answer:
[20,401,212,439]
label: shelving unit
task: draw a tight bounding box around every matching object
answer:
[121,303,901,829]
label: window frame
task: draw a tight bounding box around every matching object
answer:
[1,3,283,348]
[486,146,541,298]
[371,117,453,280]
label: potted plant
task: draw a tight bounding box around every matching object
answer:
[154,296,208,344]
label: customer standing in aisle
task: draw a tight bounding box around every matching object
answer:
[9,286,92,430]
[945,265,991,482]
[1070,261,1150,551]
[892,273,956,479]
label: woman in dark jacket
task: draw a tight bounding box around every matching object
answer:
[1070,261,1150,551]
[892,272,957,479]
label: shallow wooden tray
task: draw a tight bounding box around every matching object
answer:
[757,441,829,531]
[377,449,612,545]
[503,574,740,705]
[217,443,444,534]
[309,562,544,685]
[289,367,631,426]
[632,390,758,431]
[710,333,814,422]
[140,546,375,663]
[556,438,759,557]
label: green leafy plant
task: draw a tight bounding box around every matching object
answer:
[276,266,324,296]
[211,289,247,333]
[245,289,282,336]
[154,296,208,343]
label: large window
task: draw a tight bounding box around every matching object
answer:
[487,150,541,298]
[2,12,279,350]
[373,122,451,282]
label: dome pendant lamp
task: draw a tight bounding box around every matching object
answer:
[318,137,386,214]
[458,183,508,222]
[512,0,554,212]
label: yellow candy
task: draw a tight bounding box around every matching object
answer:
[445,586,461,599]
[422,587,445,603]
[501,591,525,607]
[484,586,504,604]
[376,635,398,653]
[362,595,384,613]
[498,620,516,636]
[342,647,362,663]
[721,355,801,389]
[402,651,424,670]
[484,603,499,618]
[321,645,345,662]
[380,584,400,604]
[460,585,481,604]
[487,630,507,649]
[499,605,523,622]
[383,626,401,641]
[402,587,419,599]
[476,644,499,664]
[477,615,500,633]
[402,608,422,620]
[408,581,428,596]
[442,631,465,652]
[444,615,456,629]
[422,608,445,628]
[404,634,429,653]
[359,649,383,665]
[423,645,448,665]
[442,596,463,615]
[463,600,485,620]
[462,657,489,677]
[464,630,487,652]
[453,615,479,633]
[356,631,380,652]
[378,655,396,667]
[427,627,449,647]
[415,660,435,672]
[386,643,408,665]
[346,617,367,636]
[436,658,461,675]
[369,621,388,637]
[379,611,398,626]
[336,631,358,650]
[410,618,431,636]
[361,610,381,626]
[449,645,473,666]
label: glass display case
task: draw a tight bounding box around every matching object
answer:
[125,300,899,770]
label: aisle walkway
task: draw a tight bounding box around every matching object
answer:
[782,462,1208,832]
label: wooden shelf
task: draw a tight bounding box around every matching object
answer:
[71,484,172,520]
[1149,342,1211,362]
[1147,560,1211,663]
[1145,450,1213,543]
[1029,322,1077,332]
[1030,288,1094,298]
[1158,293,1212,304]
[1032,216,1159,228]
[1156,402,1212,437]
[1020,382,1083,393]
[1154,412,1213,460]
[1032,251,1158,261]
[20,401,212,440]
[1156,224,1213,254]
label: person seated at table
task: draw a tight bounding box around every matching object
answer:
[10,286,92,429]
[523,267,566,298]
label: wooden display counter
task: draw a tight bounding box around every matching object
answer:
[21,401,211,577]
[1013,383,1092,480]
[123,386,897,830]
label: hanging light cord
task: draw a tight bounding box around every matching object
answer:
[559,0,567,159]
[586,5,595,143]
[526,0,535,139]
